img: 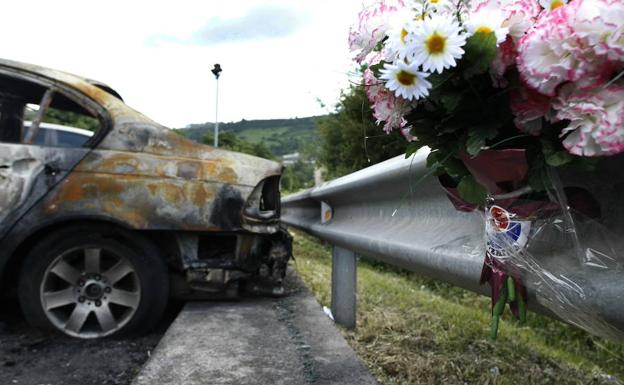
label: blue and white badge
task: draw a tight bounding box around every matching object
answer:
[486,205,531,259]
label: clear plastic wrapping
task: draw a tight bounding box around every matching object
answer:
[440,149,624,341]
[481,165,624,341]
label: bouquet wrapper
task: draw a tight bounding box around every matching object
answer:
[441,150,624,341]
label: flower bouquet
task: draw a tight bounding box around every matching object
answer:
[350,0,624,339]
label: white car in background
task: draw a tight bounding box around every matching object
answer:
[23,121,93,148]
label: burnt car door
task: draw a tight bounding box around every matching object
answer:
[0,68,105,239]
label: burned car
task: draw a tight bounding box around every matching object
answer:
[0,59,292,339]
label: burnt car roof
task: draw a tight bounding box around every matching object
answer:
[0,58,283,187]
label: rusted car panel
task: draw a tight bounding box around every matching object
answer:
[0,143,89,239]
[42,148,280,233]
[0,57,291,328]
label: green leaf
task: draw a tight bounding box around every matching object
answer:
[528,168,548,192]
[426,150,441,168]
[462,32,498,79]
[405,142,422,158]
[466,123,499,156]
[545,151,573,167]
[427,72,455,88]
[440,92,464,113]
[369,61,387,77]
[457,175,487,205]
[441,157,469,178]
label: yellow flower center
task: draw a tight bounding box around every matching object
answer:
[396,70,417,86]
[430,0,440,3]
[550,0,564,9]
[400,28,409,44]
[476,26,494,34]
[426,33,446,54]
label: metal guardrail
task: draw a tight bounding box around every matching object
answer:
[281,148,624,338]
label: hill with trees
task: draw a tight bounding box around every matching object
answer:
[177,116,319,157]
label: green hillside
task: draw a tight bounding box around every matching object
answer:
[177,116,320,156]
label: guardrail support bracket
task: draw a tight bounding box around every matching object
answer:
[331,246,357,329]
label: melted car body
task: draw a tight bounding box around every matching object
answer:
[0,59,291,338]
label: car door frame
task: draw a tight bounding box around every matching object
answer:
[0,66,112,241]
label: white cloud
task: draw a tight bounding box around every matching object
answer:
[0,0,364,128]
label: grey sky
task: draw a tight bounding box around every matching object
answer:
[0,0,363,128]
[191,5,309,45]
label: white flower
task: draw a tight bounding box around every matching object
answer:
[426,0,455,13]
[379,61,432,100]
[411,15,467,73]
[386,17,418,60]
[539,0,567,10]
[467,7,509,45]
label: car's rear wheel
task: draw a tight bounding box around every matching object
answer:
[18,224,168,339]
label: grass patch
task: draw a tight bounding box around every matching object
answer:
[291,230,624,385]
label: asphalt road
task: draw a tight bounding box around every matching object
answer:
[0,299,182,385]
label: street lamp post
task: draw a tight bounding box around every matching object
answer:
[211,63,222,148]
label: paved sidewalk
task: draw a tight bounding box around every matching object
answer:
[134,273,378,385]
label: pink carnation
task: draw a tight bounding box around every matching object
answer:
[571,0,624,62]
[517,0,620,96]
[348,0,405,64]
[500,0,542,41]
[511,82,553,135]
[400,126,417,142]
[517,4,578,95]
[475,0,541,85]
[553,85,624,156]
[491,36,517,82]
[363,69,409,134]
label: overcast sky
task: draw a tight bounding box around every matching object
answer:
[0,1,363,128]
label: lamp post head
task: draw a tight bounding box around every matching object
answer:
[211,64,222,79]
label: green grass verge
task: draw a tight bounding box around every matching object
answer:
[290,230,624,385]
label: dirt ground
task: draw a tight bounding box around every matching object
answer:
[0,299,182,385]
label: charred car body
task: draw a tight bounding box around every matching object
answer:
[0,59,292,339]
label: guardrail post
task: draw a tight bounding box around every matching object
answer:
[331,246,357,329]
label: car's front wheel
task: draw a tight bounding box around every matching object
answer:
[18,224,168,339]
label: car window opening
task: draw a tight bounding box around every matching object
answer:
[0,73,100,148]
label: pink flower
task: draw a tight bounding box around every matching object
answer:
[511,81,553,135]
[348,0,406,64]
[516,4,577,95]
[471,0,541,85]
[400,126,417,142]
[517,0,621,96]
[363,69,410,134]
[491,36,517,81]
[553,84,624,156]
[500,0,542,41]
[571,0,624,62]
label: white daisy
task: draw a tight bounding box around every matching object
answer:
[539,0,567,11]
[426,0,454,13]
[386,17,418,60]
[379,61,432,100]
[411,15,467,74]
[466,8,509,45]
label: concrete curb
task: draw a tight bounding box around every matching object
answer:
[134,273,378,385]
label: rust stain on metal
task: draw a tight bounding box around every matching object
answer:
[1,59,283,233]
[0,59,293,306]
[45,170,228,231]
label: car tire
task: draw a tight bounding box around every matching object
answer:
[18,224,169,339]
